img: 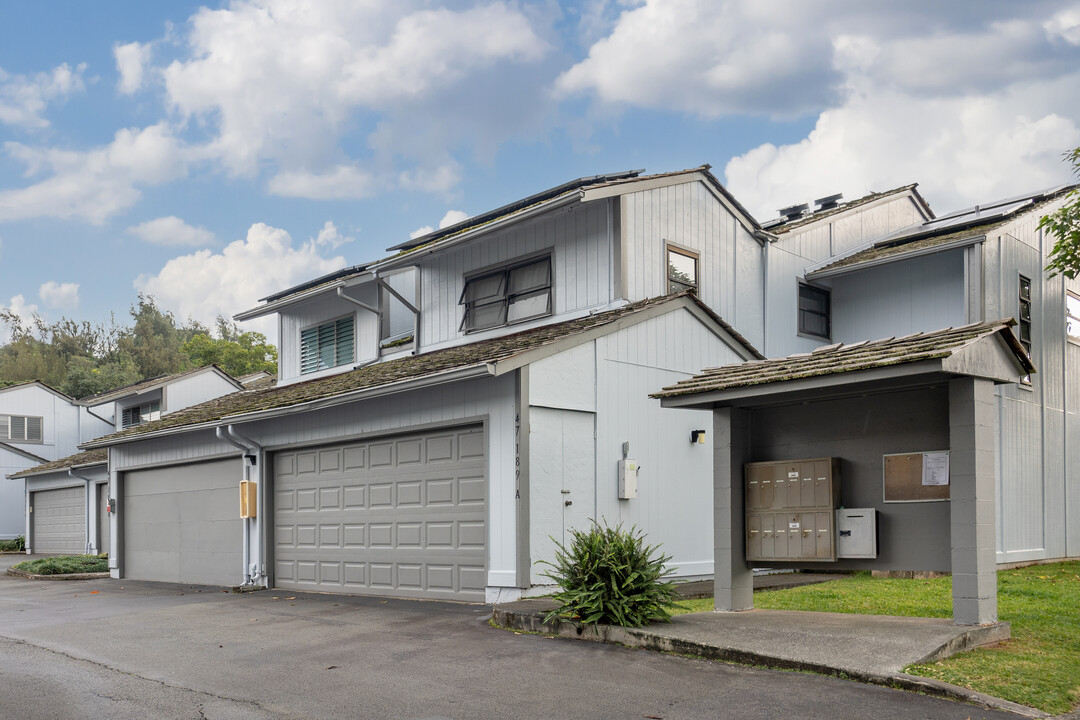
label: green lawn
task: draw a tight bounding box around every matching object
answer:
[675,563,1080,715]
[12,555,109,575]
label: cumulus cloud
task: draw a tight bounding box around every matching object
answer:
[135,222,348,340]
[39,281,79,311]
[410,209,470,239]
[2,294,39,339]
[312,221,353,250]
[0,123,187,224]
[0,63,86,128]
[268,165,376,200]
[161,1,550,182]
[126,216,215,246]
[114,41,152,95]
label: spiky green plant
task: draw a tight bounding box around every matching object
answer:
[539,521,680,627]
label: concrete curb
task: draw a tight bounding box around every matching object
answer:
[492,606,1042,718]
[6,568,111,581]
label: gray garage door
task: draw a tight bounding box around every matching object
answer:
[274,425,486,601]
[124,459,242,586]
[31,487,85,554]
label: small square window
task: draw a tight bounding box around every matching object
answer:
[798,283,831,339]
[667,246,698,294]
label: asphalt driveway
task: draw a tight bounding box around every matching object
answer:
[0,566,1020,719]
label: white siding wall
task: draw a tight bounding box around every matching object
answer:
[621,180,766,351]
[277,283,380,384]
[165,371,241,413]
[109,374,520,589]
[527,308,750,582]
[416,198,615,351]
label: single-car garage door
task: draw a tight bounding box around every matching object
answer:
[274,425,486,601]
[32,487,85,554]
[124,458,241,586]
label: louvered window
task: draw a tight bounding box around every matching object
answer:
[460,256,552,332]
[121,400,160,429]
[0,414,43,442]
[300,316,355,374]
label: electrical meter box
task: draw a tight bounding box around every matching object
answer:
[836,508,877,559]
[239,480,257,518]
[744,457,841,562]
[618,459,638,499]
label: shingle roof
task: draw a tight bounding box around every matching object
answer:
[8,448,106,478]
[78,364,241,405]
[768,184,928,235]
[652,320,1033,399]
[87,294,760,447]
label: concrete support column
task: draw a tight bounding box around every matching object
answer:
[713,407,753,611]
[949,377,998,625]
[109,469,122,579]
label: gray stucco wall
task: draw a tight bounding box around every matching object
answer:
[747,385,952,572]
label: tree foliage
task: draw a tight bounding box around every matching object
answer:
[1041,146,1080,279]
[0,295,277,398]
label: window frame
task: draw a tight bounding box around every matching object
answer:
[299,314,356,375]
[0,414,43,443]
[1067,290,1080,346]
[459,253,553,333]
[666,244,699,295]
[1018,274,1033,386]
[797,281,832,340]
[120,401,161,429]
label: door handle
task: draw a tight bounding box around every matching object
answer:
[564,500,573,506]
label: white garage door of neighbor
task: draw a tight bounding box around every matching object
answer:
[123,458,242,586]
[31,487,85,554]
[274,425,486,601]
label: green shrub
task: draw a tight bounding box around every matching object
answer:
[0,535,26,552]
[539,521,680,627]
[13,554,108,575]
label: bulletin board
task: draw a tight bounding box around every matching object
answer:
[883,451,951,502]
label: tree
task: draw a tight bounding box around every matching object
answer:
[182,319,278,378]
[1041,146,1080,279]
[118,295,205,379]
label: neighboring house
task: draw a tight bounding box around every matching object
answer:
[83,167,776,601]
[0,381,111,541]
[7,366,245,554]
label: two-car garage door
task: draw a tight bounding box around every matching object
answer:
[273,425,486,601]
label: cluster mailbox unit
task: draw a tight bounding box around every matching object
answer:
[744,458,842,562]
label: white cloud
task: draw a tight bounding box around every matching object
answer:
[410,209,469,239]
[0,63,86,128]
[0,123,187,224]
[114,41,152,95]
[135,222,348,340]
[1045,7,1080,45]
[159,1,550,184]
[2,294,39,339]
[126,216,215,246]
[268,165,376,200]
[313,220,353,250]
[39,281,79,311]
[397,164,462,194]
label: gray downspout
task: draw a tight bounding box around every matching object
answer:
[228,425,265,585]
[68,468,94,554]
[217,426,254,586]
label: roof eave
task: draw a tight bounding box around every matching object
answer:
[235,272,374,321]
[12,459,107,479]
[808,234,987,280]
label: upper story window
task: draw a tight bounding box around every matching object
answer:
[798,282,831,340]
[301,316,355,374]
[667,246,698,294]
[1018,274,1032,384]
[460,255,552,332]
[0,414,43,443]
[121,401,160,429]
[1067,291,1079,345]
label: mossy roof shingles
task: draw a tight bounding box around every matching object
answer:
[9,448,107,478]
[652,320,1032,399]
[88,294,755,447]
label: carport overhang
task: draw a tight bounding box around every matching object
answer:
[658,331,1030,626]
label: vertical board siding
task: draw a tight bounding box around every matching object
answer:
[165,372,241,414]
[109,374,519,587]
[417,199,613,350]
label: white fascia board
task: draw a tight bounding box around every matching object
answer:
[233,273,373,321]
[82,364,495,449]
[807,235,986,281]
[658,359,946,409]
[372,192,582,272]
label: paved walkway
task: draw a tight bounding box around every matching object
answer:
[495,574,1036,718]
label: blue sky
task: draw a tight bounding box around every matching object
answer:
[2,0,1079,343]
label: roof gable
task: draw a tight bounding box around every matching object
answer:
[78,365,243,406]
[0,380,76,403]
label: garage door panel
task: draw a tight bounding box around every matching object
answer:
[274,425,486,600]
[31,487,85,554]
[124,459,241,586]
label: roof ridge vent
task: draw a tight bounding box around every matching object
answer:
[778,203,809,221]
[814,193,843,212]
